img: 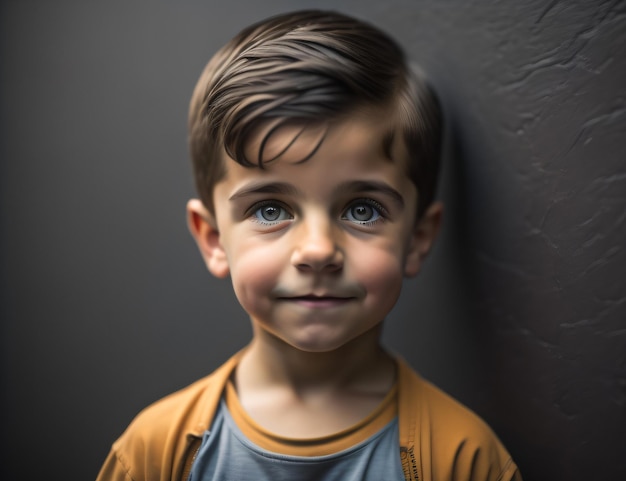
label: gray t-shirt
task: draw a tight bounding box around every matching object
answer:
[188,400,404,481]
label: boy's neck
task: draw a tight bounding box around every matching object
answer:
[233,324,396,438]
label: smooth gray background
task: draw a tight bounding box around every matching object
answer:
[1,1,624,480]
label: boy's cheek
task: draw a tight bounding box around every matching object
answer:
[227,245,285,298]
[355,250,405,299]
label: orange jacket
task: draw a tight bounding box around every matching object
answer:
[96,352,521,481]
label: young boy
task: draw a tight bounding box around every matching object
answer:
[97,10,522,481]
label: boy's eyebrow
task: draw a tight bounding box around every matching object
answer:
[338,180,405,208]
[228,180,405,208]
[228,181,301,201]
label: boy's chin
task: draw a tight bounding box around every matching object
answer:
[270,326,382,355]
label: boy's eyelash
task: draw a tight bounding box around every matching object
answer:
[344,198,388,225]
[358,198,387,216]
[248,200,281,213]
[247,200,292,224]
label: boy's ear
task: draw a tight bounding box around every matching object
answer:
[404,201,443,278]
[186,199,230,278]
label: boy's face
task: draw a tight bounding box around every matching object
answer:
[188,108,441,353]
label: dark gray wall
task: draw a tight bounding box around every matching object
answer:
[1,1,624,479]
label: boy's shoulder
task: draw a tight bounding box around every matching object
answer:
[98,353,241,481]
[397,358,521,480]
[124,352,242,437]
[399,359,493,433]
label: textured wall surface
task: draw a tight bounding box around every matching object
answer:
[1,1,624,480]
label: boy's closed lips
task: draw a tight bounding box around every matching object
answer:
[277,294,357,309]
[274,285,362,309]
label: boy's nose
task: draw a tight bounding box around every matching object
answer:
[290,215,344,273]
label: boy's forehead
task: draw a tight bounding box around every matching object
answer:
[242,120,328,167]
[238,106,409,171]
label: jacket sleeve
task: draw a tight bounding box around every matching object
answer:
[499,459,523,481]
[96,448,134,481]
[93,405,196,481]
[446,430,523,481]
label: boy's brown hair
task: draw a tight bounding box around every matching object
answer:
[188,10,442,219]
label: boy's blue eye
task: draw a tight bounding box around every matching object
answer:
[343,200,383,224]
[253,203,291,223]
